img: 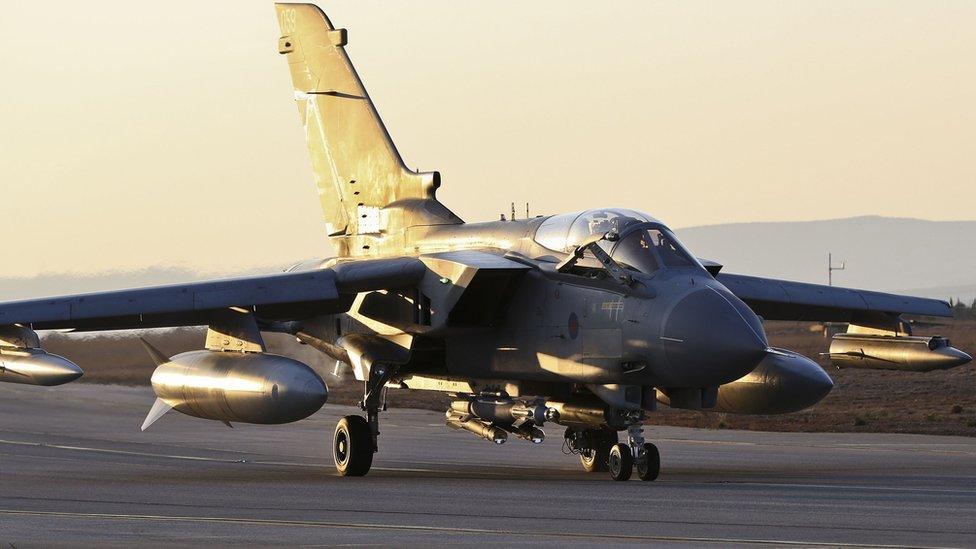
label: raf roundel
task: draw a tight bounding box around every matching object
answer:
[568,312,580,340]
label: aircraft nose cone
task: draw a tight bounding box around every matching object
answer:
[661,288,769,386]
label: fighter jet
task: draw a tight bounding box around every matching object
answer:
[0,3,970,481]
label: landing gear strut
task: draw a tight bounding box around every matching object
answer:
[628,424,660,482]
[332,362,396,477]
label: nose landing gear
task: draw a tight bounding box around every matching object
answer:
[567,425,659,481]
[629,425,660,482]
[568,424,660,481]
[608,442,633,481]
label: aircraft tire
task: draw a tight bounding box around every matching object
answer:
[579,429,617,472]
[579,447,609,472]
[636,442,660,481]
[608,443,633,481]
[334,415,373,476]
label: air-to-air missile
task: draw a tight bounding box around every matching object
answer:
[0,326,83,386]
[140,340,328,430]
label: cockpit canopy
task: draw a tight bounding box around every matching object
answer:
[534,208,700,275]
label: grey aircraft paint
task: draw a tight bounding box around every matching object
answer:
[0,3,969,481]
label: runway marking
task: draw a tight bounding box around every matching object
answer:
[0,439,532,477]
[0,438,246,463]
[0,509,956,548]
[726,481,976,496]
[3,437,973,491]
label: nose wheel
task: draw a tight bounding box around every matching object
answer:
[628,425,660,482]
[604,425,660,482]
[608,443,633,481]
[635,442,660,481]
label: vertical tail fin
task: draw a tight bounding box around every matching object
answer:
[275,4,461,254]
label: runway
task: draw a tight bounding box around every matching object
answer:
[1,384,974,547]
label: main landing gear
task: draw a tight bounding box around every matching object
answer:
[567,425,660,481]
[332,363,396,477]
[334,415,372,476]
[574,428,618,472]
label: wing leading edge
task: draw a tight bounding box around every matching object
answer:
[716,273,951,323]
[0,258,424,332]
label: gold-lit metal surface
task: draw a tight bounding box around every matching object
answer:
[275,3,461,258]
[0,3,969,483]
[0,325,83,386]
[150,350,327,425]
[0,347,83,387]
[829,333,972,372]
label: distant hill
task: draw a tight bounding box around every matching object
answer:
[675,216,976,301]
[0,216,972,303]
[0,265,279,301]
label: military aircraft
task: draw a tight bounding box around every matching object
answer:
[0,3,970,481]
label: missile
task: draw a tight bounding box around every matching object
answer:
[829,334,971,372]
[451,396,551,426]
[510,424,546,444]
[0,325,83,386]
[0,347,84,386]
[445,410,507,444]
[710,348,834,415]
[141,343,328,430]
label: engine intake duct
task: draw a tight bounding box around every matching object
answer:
[829,333,971,372]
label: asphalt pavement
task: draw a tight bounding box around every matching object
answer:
[1,383,974,547]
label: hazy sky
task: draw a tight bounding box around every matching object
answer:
[1,1,973,276]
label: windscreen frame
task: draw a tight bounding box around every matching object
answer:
[609,221,704,275]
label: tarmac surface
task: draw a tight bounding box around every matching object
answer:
[1,383,974,547]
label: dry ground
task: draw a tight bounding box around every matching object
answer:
[39,317,976,437]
